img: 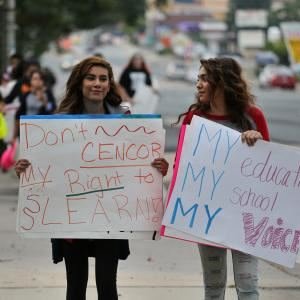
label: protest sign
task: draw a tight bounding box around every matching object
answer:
[161,123,222,247]
[162,116,300,267]
[17,114,165,239]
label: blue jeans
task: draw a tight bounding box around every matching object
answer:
[199,245,259,300]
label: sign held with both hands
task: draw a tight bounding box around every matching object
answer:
[17,114,165,238]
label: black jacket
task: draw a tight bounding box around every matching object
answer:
[51,102,130,264]
[119,68,152,97]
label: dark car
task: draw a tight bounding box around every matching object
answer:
[255,51,279,75]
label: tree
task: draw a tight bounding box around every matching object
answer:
[235,0,271,9]
[15,0,147,57]
[118,0,145,26]
[269,0,300,27]
[226,0,272,29]
[16,0,73,57]
[156,0,167,8]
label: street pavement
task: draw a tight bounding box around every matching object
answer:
[1,152,300,299]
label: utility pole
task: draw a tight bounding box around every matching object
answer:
[0,0,7,72]
[0,0,16,72]
[6,0,16,57]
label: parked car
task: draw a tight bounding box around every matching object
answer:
[291,63,300,80]
[259,65,297,90]
[165,61,187,80]
[60,53,79,71]
[184,62,200,84]
[255,51,279,75]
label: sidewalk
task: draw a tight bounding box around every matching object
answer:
[1,155,300,300]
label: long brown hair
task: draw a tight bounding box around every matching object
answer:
[57,56,122,113]
[176,57,255,130]
[125,53,151,74]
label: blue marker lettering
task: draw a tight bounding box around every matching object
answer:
[193,124,222,164]
[224,131,240,164]
[181,162,206,197]
[210,170,224,200]
[204,204,222,234]
[170,198,199,228]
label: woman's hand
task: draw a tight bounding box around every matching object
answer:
[151,158,169,176]
[15,159,31,178]
[241,130,263,146]
[34,87,47,105]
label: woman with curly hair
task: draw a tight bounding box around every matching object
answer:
[176,57,270,300]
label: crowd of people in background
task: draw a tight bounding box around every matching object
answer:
[0,53,57,171]
[0,50,159,172]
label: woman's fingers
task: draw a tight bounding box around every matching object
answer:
[151,158,169,176]
[241,130,263,146]
[15,159,31,177]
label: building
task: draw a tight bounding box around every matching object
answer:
[165,0,229,21]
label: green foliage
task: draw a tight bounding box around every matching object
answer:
[225,0,236,31]
[16,0,73,56]
[226,0,271,30]
[156,0,167,8]
[15,0,146,56]
[268,0,300,27]
[235,0,271,9]
[265,40,289,65]
[118,0,146,26]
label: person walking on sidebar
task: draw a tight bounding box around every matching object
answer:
[118,53,153,102]
[14,56,169,300]
[174,57,270,300]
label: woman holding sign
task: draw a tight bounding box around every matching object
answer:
[15,56,169,300]
[175,57,270,300]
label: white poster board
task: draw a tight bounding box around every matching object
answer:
[162,116,300,267]
[17,114,165,239]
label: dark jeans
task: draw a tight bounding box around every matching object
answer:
[63,239,119,300]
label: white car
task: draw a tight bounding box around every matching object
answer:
[185,63,200,84]
[259,65,282,88]
[166,61,187,80]
[60,53,79,71]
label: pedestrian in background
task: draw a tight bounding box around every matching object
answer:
[4,58,25,104]
[119,52,153,102]
[12,69,56,142]
[14,56,169,300]
[175,57,270,300]
[119,53,160,114]
[6,53,23,79]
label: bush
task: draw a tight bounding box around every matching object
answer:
[265,40,289,65]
